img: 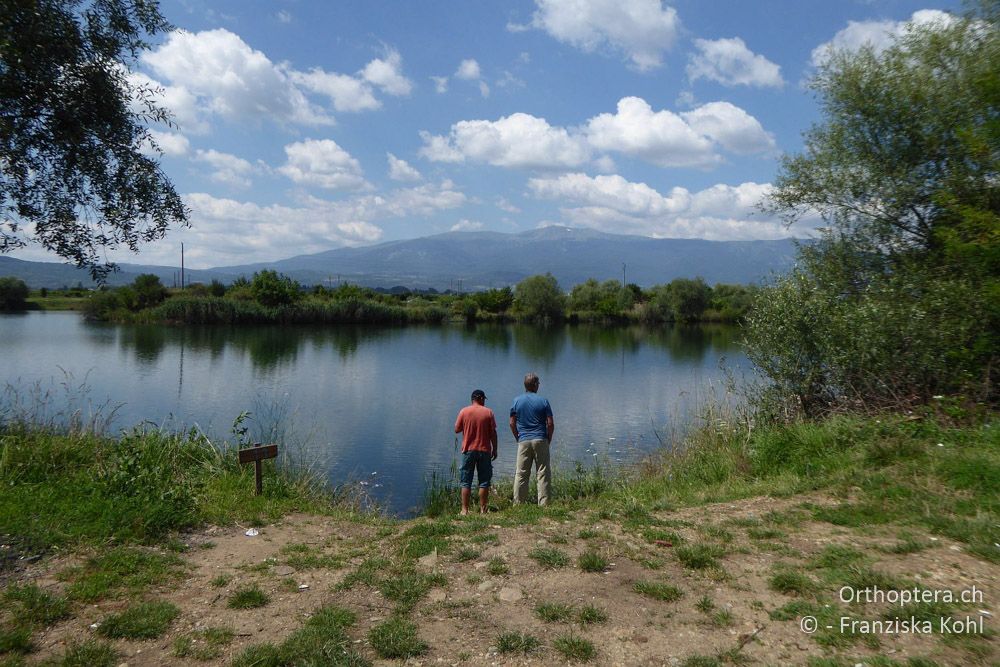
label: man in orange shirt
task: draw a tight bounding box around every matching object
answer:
[454,389,498,515]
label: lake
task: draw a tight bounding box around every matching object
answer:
[1,312,750,514]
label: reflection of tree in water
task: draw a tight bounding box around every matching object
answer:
[455,323,512,352]
[120,325,166,364]
[566,325,642,356]
[511,323,565,364]
[227,326,302,370]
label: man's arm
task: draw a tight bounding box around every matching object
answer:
[509,414,519,441]
[546,415,554,442]
[454,412,463,434]
[490,427,498,460]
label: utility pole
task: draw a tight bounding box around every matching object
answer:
[622,262,626,289]
[181,242,185,289]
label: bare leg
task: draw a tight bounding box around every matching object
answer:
[460,487,471,515]
[479,487,489,514]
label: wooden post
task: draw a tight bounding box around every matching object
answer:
[238,444,279,496]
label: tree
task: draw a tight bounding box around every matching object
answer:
[0,0,188,280]
[514,274,566,322]
[748,5,999,413]
[131,273,166,309]
[250,270,301,307]
[0,276,29,310]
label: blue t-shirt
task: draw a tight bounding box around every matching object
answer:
[510,392,553,442]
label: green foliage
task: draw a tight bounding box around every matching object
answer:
[368,617,428,659]
[755,6,1000,412]
[227,585,269,609]
[633,580,683,602]
[41,640,118,667]
[250,270,301,307]
[568,278,634,319]
[552,633,596,662]
[473,286,514,314]
[577,549,608,572]
[513,273,566,321]
[3,584,70,626]
[528,546,569,568]
[535,602,575,622]
[96,600,179,639]
[131,274,166,309]
[0,0,186,278]
[0,277,29,310]
[495,631,540,654]
[231,605,365,667]
[172,626,235,661]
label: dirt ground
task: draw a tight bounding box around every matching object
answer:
[8,493,999,666]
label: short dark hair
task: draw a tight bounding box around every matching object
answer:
[523,372,539,390]
[471,389,487,401]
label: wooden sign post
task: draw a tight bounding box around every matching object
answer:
[238,444,278,496]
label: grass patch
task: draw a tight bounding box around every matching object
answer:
[0,626,32,655]
[810,544,866,569]
[227,585,270,609]
[210,573,233,588]
[279,543,343,570]
[528,546,569,569]
[746,526,785,540]
[368,617,428,659]
[96,600,179,640]
[172,627,235,661]
[633,580,683,602]
[336,556,388,590]
[577,549,608,572]
[495,631,540,654]
[535,602,575,622]
[377,571,447,613]
[231,605,364,666]
[39,639,117,667]
[454,546,480,562]
[486,556,509,576]
[60,546,184,603]
[553,634,596,662]
[578,605,608,625]
[769,568,815,596]
[3,584,70,626]
[675,543,725,569]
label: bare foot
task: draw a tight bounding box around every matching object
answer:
[459,509,469,516]
[479,508,488,514]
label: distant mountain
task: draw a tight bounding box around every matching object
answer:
[217,227,801,289]
[2,227,802,290]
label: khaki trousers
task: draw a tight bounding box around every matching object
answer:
[513,438,551,506]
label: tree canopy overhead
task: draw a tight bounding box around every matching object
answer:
[0,0,187,279]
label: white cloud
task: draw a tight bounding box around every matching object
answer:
[430,75,449,93]
[291,69,380,112]
[419,113,590,169]
[811,9,953,66]
[276,10,292,23]
[528,172,799,240]
[142,29,334,127]
[585,97,717,168]
[148,130,190,156]
[680,102,776,155]
[478,81,491,98]
[455,59,481,80]
[131,180,467,268]
[687,37,784,88]
[194,148,260,188]
[129,70,209,135]
[523,0,680,71]
[387,153,422,182]
[450,219,484,232]
[361,48,413,96]
[496,197,521,214]
[278,139,369,191]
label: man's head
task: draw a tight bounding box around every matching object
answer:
[523,373,540,392]
[471,389,487,405]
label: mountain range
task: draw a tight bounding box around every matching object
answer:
[0,227,802,290]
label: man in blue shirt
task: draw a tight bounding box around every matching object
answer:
[509,372,555,506]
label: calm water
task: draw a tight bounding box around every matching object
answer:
[1,312,749,514]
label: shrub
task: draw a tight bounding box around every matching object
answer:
[0,276,29,310]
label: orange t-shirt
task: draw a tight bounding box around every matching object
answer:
[454,404,497,453]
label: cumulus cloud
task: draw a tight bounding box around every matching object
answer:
[387,153,422,182]
[680,102,776,155]
[291,69,380,112]
[194,149,261,188]
[811,9,954,66]
[455,59,481,80]
[420,97,774,171]
[278,139,369,191]
[147,130,190,156]
[142,29,334,127]
[528,172,802,240]
[687,37,784,88]
[520,0,680,71]
[419,113,590,169]
[360,48,413,96]
[430,75,449,93]
[131,180,467,268]
[450,219,484,232]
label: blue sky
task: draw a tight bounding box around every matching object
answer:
[15,0,959,269]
